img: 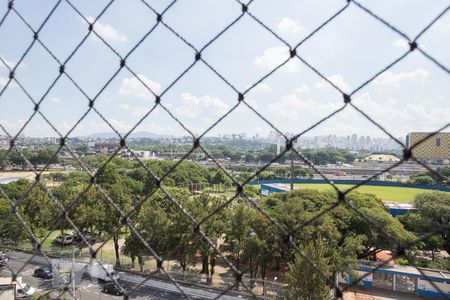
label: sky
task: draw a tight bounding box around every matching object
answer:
[0,0,449,139]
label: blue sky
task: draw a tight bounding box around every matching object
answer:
[0,0,449,138]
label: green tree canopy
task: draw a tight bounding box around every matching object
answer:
[402,191,450,254]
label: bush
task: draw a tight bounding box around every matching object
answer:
[408,175,435,185]
[396,257,409,265]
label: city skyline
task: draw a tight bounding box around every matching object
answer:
[0,131,406,151]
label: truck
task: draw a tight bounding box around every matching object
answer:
[87,263,119,282]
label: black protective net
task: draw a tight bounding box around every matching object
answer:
[0,0,449,299]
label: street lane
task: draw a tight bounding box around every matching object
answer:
[1,251,244,299]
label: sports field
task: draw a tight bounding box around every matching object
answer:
[294,183,442,203]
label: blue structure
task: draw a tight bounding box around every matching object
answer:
[341,262,450,299]
[383,202,415,217]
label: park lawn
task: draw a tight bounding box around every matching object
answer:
[294,183,438,203]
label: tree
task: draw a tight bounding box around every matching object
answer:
[123,187,192,272]
[94,163,139,267]
[294,168,314,179]
[408,175,435,185]
[20,186,54,238]
[346,192,416,258]
[3,183,55,251]
[423,235,445,261]
[166,206,196,273]
[259,171,276,180]
[407,167,450,186]
[0,198,28,244]
[188,193,226,283]
[434,166,450,185]
[0,149,8,170]
[262,189,365,296]
[100,184,133,267]
[223,203,255,270]
[403,191,450,255]
[286,239,331,299]
[29,147,59,166]
[53,178,100,235]
[208,168,232,187]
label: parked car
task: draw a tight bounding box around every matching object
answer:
[72,230,101,244]
[33,266,54,279]
[72,231,83,243]
[16,283,35,297]
[55,234,73,245]
[0,276,34,298]
[102,282,124,296]
[0,252,8,267]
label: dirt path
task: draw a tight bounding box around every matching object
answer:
[0,170,70,181]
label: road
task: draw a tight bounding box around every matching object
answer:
[1,251,245,299]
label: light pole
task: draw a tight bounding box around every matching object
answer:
[290,150,294,191]
[72,246,76,299]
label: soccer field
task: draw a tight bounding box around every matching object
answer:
[294,183,441,203]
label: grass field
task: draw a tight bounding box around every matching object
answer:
[294,183,442,203]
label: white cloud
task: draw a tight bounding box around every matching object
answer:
[176,92,229,122]
[277,17,303,35]
[315,74,349,91]
[118,74,161,99]
[373,68,429,88]
[294,84,310,94]
[254,47,300,73]
[268,93,340,122]
[350,93,450,133]
[86,16,127,43]
[245,99,259,110]
[0,77,18,88]
[118,103,148,117]
[252,83,273,93]
[0,119,23,132]
[0,77,8,87]
[265,92,449,136]
[235,98,259,114]
[393,39,408,49]
[50,97,60,103]
[0,56,18,69]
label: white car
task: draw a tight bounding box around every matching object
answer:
[17,283,35,297]
[55,234,73,245]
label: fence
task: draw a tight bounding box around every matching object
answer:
[0,0,449,299]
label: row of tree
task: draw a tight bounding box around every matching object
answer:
[0,147,59,169]
[1,144,359,170]
[407,166,450,186]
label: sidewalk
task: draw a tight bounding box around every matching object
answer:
[343,286,422,300]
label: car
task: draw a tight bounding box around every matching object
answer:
[0,252,8,267]
[33,266,54,279]
[102,282,124,296]
[55,234,73,245]
[17,284,35,297]
[72,230,101,244]
[72,231,83,243]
